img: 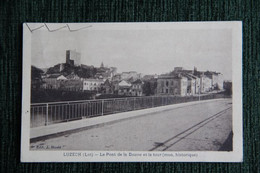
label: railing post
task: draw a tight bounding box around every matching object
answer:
[113,99,116,113]
[125,98,127,111]
[199,87,201,101]
[101,100,104,115]
[134,97,136,110]
[45,103,48,126]
[68,102,70,120]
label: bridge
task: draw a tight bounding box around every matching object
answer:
[30,94,229,127]
[30,97,232,151]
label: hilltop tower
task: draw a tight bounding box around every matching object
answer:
[66,50,81,66]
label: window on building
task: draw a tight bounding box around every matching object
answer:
[161,81,164,87]
[166,81,169,87]
[166,89,168,93]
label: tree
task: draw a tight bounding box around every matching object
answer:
[142,81,152,96]
[31,66,44,80]
[31,66,44,89]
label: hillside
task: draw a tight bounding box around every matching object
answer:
[46,63,98,78]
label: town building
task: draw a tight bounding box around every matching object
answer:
[95,62,117,80]
[204,71,224,90]
[131,79,144,96]
[60,80,83,91]
[172,67,225,94]
[118,80,132,96]
[112,74,122,82]
[110,67,117,77]
[83,79,104,92]
[200,74,212,92]
[100,79,114,94]
[121,71,141,81]
[142,74,158,81]
[31,78,42,89]
[182,73,196,95]
[43,74,67,89]
[66,50,81,66]
[111,81,119,94]
[65,72,80,80]
[157,75,188,96]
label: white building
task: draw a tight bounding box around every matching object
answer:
[118,80,132,96]
[200,74,212,92]
[83,79,104,91]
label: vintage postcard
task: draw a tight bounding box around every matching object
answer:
[21,22,242,162]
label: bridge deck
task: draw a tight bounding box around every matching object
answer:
[30,98,232,151]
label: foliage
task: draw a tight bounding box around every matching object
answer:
[46,63,98,78]
[31,89,94,103]
[31,65,44,80]
[142,80,157,96]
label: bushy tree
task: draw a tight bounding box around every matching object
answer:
[143,80,157,96]
[31,66,44,89]
[31,66,44,80]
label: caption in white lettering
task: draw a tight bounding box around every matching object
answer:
[63,152,199,158]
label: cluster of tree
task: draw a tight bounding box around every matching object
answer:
[31,66,44,89]
[31,89,94,103]
[223,81,232,95]
[46,63,98,78]
[142,80,157,96]
[31,66,44,80]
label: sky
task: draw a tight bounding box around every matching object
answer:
[31,25,232,80]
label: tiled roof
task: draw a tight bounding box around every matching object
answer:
[84,78,103,82]
[132,79,143,84]
[47,74,62,78]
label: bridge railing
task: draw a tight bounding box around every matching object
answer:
[30,94,229,127]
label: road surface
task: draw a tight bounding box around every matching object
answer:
[31,99,232,151]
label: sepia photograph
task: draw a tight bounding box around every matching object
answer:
[21,22,242,162]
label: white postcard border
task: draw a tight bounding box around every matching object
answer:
[21,22,243,162]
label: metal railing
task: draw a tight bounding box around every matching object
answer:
[30,94,230,127]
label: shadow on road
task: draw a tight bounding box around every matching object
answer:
[219,131,233,151]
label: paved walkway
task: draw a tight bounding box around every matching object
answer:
[30,98,230,143]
